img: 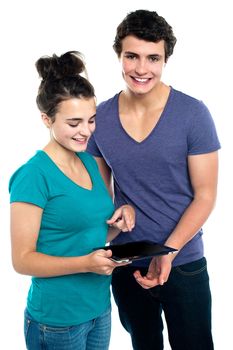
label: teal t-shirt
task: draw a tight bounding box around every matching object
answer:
[9,150,114,326]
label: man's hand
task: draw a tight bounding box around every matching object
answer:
[133,255,173,289]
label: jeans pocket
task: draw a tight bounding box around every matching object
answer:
[40,325,73,333]
[174,257,207,276]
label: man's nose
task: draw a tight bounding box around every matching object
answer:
[135,59,147,75]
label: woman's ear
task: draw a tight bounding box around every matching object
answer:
[41,113,52,128]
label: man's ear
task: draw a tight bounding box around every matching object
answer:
[41,113,52,128]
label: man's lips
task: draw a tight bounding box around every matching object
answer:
[131,77,152,83]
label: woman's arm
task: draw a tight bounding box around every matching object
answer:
[95,156,135,241]
[10,202,127,278]
[95,156,113,197]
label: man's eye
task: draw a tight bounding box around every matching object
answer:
[125,54,136,60]
[150,56,160,62]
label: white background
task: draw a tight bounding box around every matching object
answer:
[0,0,232,349]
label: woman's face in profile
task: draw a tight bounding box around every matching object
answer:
[42,97,96,153]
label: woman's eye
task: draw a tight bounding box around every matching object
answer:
[68,124,78,128]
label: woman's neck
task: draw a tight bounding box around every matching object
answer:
[43,141,79,168]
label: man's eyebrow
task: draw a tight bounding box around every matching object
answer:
[125,51,137,55]
[125,51,162,57]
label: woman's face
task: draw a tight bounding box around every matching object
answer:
[44,97,96,153]
[120,35,166,96]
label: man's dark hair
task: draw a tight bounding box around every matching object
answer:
[113,9,177,62]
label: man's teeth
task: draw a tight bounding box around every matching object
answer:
[134,77,149,82]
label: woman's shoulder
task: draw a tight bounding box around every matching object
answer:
[9,152,48,190]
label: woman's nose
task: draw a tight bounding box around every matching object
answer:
[79,123,92,136]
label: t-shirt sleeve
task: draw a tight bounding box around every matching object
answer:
[188,101,221,155]
[87,134,103,157]
[9,164,49,208]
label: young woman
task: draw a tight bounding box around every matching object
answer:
[9,51,134,350]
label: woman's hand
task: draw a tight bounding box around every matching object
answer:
[85,249,130,275]
[107,205,135,232]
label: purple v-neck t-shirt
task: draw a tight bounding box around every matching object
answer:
[87,87,220,266]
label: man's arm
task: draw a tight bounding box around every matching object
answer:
[134,151,219,288]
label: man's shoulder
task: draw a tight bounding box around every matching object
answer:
[171,87,203,108]
[97,93,119,113]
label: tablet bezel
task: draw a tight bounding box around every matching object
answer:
[95,240,178,262]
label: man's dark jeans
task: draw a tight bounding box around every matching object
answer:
[112,257,214,350]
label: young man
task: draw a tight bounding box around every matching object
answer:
[87,10,219,350]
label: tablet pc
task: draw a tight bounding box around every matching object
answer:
[95,240,178,262]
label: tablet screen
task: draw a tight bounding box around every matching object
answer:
[95,240,178,262]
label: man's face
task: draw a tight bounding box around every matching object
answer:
[120,35,166,96]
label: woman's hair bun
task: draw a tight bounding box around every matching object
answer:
[36,51,86,81]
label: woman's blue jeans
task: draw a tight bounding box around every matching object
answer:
[112,257,214,350]
[24,307,111,350]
